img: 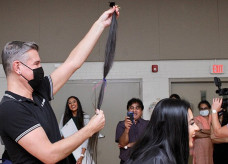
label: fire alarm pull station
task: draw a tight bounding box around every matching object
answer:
[152,65,158,73]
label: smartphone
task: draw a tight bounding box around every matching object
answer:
[127,111,134,124]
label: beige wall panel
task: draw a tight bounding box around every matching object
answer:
[1,0,228,62]
[159,0,219,60]
[107,0,160,61]
[39,0,101,62]
[0,0,40,51]
[219,0,228,58]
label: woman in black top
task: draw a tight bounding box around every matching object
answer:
[126,98,199,164]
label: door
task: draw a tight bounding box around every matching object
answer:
[51,79,142,164]
[170,77,228,116]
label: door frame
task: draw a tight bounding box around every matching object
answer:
[169,77,228,95]
[66,78,143,100]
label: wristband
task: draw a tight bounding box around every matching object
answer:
[212,109,217,114]
[124,146,128,150]
[80,154,84,157]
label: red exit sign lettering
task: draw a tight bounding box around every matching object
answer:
[211,65,224,74]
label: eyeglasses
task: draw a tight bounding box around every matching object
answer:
[129,106,141,110]
[199,107,209,110]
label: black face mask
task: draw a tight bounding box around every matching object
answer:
[20,62,44,91]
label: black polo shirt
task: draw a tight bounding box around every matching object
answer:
[0,76,67,164]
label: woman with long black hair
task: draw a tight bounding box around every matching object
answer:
[126,98,199,164]
[59,96,92,164]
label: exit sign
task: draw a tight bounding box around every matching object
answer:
[210,64,224,74]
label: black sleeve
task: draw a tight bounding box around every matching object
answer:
[0,101,41,142]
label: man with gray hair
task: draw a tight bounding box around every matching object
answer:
[0,7,119,164]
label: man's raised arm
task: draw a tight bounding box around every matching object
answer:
[51,7,119,95]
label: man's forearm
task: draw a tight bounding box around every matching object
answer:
[51,110,104,163]
[119,129,129,146]
[50,125,94,163]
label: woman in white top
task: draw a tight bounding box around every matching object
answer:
[59,96,91,164]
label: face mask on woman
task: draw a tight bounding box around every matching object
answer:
[200,110,209,116]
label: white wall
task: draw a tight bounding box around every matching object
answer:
[50,59,228,120]
[1,59,228,156]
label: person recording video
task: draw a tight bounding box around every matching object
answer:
[211,98,228,164]
[212,77,228,137]
[211,77,228,164]
[115,98,149,164]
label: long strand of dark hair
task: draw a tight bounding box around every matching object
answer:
[88,2,118,164]
[97,1,118,110]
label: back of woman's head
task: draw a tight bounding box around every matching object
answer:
[169,94,181,100]
[129,98,190,164]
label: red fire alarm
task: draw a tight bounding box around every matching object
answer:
[152,65,158,73]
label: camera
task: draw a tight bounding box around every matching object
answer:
[214,77,228,109]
